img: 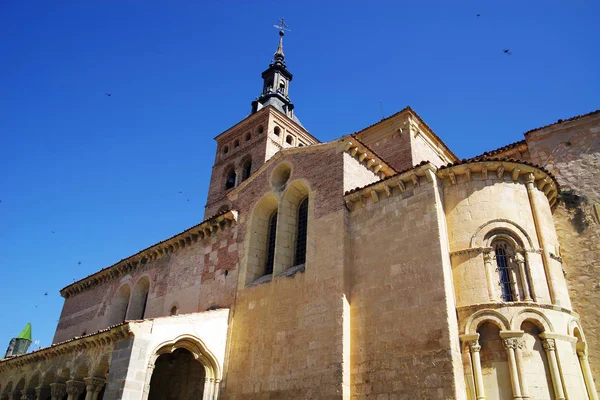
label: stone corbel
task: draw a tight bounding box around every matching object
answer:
[481,165,488,180]
[496,165,505,180]
[411,174,420,187]
[512,167,521,182]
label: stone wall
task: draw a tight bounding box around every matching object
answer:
[53,225,239,344]
[347,172,465,399]
[222,146,350,399]
[525,113,600,394]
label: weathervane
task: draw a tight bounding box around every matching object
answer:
[274,17,290,34]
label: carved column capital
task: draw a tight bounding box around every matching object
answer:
[542,338,556,352]
[483,251,493,263]
[503,338,519,350]
[84,378,105,393]
[66,380,86,397]
[50,383,67,398]
[525,172,535,185]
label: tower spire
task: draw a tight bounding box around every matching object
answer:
[251,17,303,128]
[273,17,289,64]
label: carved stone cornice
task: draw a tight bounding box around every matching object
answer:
[437,160,560,209]
[60,210,238,298]
[342,137,396,178]
[344,162,435,211]
[0,324,133,373]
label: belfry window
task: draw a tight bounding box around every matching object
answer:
[225,168,236,189]
[265,211,277,276]
[294,197,308,266]
[242,159,252,182]
[494,240,516,302]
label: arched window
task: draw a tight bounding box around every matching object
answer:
[225,168,236,189]
[241,159,252,182]
[245,132,251,141]
[109,285,131,325]
[493,239,516,302]
[286,135,294,145]
[274,126,281,136]
[294,198,308,266]
[222,145,229,154]
[265,211,277,276]
[127,277,150,320]
[234,139,240,148]
[170,306,178,316]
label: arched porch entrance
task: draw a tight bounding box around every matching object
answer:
[145,336,221,400]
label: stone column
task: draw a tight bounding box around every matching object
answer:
[514,340,530,400]
[20,391,36,400]
[525,173,559,305]
[541,338,565,400]
[523,251,538,301]
[83,378,105,400]
[65,381,85,400]
[483,251,496,301]
[502,338,523,400]
[461,334,486,400]
[577,345,599,400]
[50,383,66,400]
[514,252,532,301]
[35,386,51,400]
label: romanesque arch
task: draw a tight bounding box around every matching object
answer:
[470,219,535,250]
[244,193,278,284]
[109,285,131,326]
[146,335,221,400]
[127,276,150,320]
[276,180,310,273]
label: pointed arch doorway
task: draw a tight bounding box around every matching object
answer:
[145,335,221,400]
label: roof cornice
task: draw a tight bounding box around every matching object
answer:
[0,324,133,373]
[60,210,238,298]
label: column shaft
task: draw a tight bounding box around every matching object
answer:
[515,253,532,301]
[470,343,486,400]
[483,252,496,301]
[542,339,565,400]
[525,174,558,305]
[503,339,523,399]
[514,343,530,400]
[578,351,599,400]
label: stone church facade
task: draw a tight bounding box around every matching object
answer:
[1,29,599,400]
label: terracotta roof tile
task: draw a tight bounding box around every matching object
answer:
[524,109,600,135]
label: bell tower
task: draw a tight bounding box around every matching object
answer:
[251,18,296,120]
[204,18,319,219]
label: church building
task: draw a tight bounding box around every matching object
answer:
[1,23,599,400]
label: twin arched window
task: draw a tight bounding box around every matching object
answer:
[262,196,308,277]
[109,277,150,326]
[487,232,533,302]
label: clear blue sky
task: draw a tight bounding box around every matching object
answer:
[0,0,598,350]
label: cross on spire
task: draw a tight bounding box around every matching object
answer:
[272,17,288,63]
[274,17,290,33]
